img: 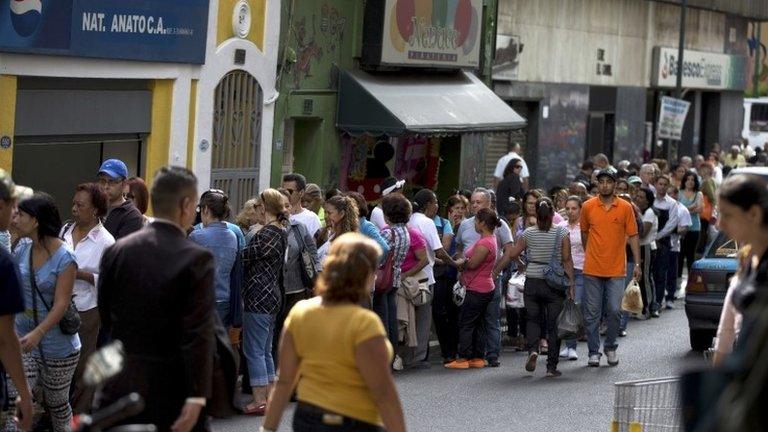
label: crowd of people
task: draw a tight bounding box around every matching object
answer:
[0,138,766,431]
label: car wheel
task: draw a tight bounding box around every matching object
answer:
[690,329,715,352]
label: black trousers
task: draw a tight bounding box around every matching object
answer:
[273,290,310,363]
[524,278,565,370]
[293,402,384,432]
[697,220,710,255]
[457,290,494,359]
[679,230,700,277]
[432,275,460,360]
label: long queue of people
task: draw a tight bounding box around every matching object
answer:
[0,139,765,432]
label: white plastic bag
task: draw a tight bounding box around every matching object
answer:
[506,272,525,308]
[621,279,643,315]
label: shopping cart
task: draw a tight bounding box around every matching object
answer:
[610,377,683,432]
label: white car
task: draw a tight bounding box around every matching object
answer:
[743,98,768,151]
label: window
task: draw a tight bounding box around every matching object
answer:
[749,103,768,132]
[707,232,738,258]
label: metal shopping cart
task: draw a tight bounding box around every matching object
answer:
[611,377,683,432]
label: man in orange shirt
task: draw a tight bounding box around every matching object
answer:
[580,170,641,368]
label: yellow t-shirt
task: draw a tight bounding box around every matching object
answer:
[284,298,393,426]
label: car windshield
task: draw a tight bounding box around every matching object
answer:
[751,103,768,132]
[707,232,739,258]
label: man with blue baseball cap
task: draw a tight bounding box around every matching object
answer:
[98,159,144,240]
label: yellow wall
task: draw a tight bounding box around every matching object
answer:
[144,80,174,204]
[187,80,198,170]
[0,76,17,173]
[217,0,265,49]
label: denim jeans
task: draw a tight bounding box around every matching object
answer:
[583,275,625,356]
[619,263,635,331]
[484,280,502,360]
[524,278,565,370]
[216,301,231,327]
[372,288,398,352]
[243,313,276,387]
[293,402,384,432]
[565,269,584,350]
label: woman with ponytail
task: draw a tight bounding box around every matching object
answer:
[508,197,575,377]
[242,188,289,415]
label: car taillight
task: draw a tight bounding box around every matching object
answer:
[686,271,707,293]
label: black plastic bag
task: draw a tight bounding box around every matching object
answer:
[557,299,584,340]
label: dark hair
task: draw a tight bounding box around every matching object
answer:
[413,189,436,214]
[719,174,768,227]
[535,197,555,231]
[199,190,231,220]
[522,189,543,217]
[381,194,411,224]
[502,158,523,179]
[581,160,594,171]
[447,194,469,211]
[502,199,521,217]
[75,183,109,217]
[325,188,342,201]
[126,177,149,215]
[346,191,369,218]
[681,171,700,191]
[150,166,198,218]
[282,173,307,191]
[638,187,655,208]
[18,192,62,242]
[475,208,501,230]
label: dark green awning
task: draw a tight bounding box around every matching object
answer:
[337,69,526,136]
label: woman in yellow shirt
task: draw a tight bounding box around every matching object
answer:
[262,232,406,432]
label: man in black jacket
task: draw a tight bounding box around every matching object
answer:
[98,166,215,432]
[98,159,144,240]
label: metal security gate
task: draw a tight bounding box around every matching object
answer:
[211,70,263,213]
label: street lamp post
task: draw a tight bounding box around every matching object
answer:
[667,0,687,164]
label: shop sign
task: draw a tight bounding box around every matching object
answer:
[381,0,482,68]
[652,47,747,91]
[658,96,691,141]
[0,0,210,64]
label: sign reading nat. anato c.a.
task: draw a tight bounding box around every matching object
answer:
[0,0,210,64]
[381,0,482,68]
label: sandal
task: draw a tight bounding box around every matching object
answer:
[243,402,267,416]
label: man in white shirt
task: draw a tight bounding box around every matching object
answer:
[652,176,679,317]
[667,186,693,303]
[455,188,515,367]
[370,177,404,230]
[494,142,529,190]
[283,173,321,237]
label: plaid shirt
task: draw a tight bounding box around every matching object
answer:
[243,224,287,314]
[381,224,410,289]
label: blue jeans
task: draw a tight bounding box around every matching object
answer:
[619,263,635,331]
[565,269,584,349]
[216,301,231,327]
[484,280,502,360]
[583,276,624,356]
[243,313,276,387]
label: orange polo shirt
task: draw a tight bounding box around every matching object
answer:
[580,196,638,278]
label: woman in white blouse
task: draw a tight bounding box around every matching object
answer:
[61,182,115,412]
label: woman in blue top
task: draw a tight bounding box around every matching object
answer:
[13,193,80,431]
[678,171,703,277]
[346,192,390,260]
[189,190,239,326]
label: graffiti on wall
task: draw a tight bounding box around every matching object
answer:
[290,2,350,88]
[293,17,323,86]
[538,87,588,188]
[319,3,346,54]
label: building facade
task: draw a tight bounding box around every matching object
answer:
[0,0,279,213]
[495,0,767,188]
[271,0,526,202]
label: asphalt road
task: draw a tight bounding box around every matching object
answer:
[212,301,706,432]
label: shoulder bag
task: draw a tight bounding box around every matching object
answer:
[530,227,570,292]
[291,224,317,289]
[402,270,432,306]
[29,248,81,335]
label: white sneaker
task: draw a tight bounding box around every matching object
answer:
[567,348,579,361]
[559,347,569,358]
[392,355,404,371]
[588,354,600,367]
[606,350,619,366]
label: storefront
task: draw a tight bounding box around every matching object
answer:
[0,0,279,213]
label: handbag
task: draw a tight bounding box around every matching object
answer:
[291,224,317,289]
[28,248,80,335]
[530,227,570,291]
[374,250,396,293]
[402,270,432,306]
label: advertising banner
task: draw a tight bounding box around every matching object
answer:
[0,0,209,64]
[658,96,691,141]
[652,46,748,91]
[381,0,482,68]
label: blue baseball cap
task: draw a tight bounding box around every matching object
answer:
[98,159,128,179]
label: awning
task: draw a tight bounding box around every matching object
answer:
[337,69,526,136]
